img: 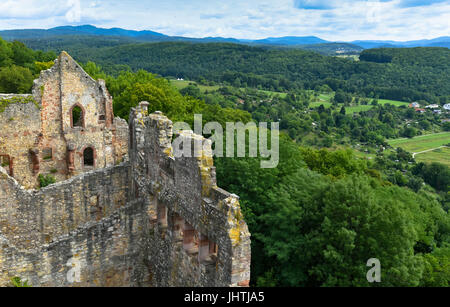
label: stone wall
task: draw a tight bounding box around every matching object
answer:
[0,163,141,287]
[113,117,130,164]
[0,95,41,188]
[0,201,151,287]
[0,163,129,250]
[128,107,251,287]
[0,52,128,189]
[0,108,251,287]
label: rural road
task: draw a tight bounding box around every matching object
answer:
[413,146,449,158]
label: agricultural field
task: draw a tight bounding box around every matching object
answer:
[171,80,410,113]
[335,55,360,61]
[377,99,410,107]
[170,79,289,97]
[346,105,374,114]
[388,132,450,166]
[257,89,288,98]
[310,93,409,112]
[169,79,221,92]
[415,147,450,167]
[310,93,333,108]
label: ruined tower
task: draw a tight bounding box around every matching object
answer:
[0,52,128,189]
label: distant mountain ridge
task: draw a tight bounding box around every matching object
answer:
[52,25,166,38]
[351,37,450,49]
[0,25,449,51]
[251,36,328,46]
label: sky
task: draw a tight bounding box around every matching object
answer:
[0,0,449,41]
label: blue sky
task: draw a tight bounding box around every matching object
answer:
[0,0,449,41]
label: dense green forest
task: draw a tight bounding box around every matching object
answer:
[1,36,449,286]
[12,37,450,104]
[17,34,363,56]
[0,38,55,93]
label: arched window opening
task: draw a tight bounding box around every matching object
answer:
[72,105,84,128]
[0,155,12,176]
[0,155,11,169]
[83,147,94,167]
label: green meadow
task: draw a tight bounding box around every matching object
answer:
[170,79,221,92]
[171,80,410,113]
[388,132,450,153]
[309,92,409,114]
[377,99,410,107]
[414,147,450,167]
[170,79,290,97]
[388,132,450,166]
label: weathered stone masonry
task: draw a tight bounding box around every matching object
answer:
[0,51,128,189]
[128,108,251,286]
[0,52,250,287]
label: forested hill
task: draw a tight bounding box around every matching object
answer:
[2,25,449,48]
[18,35,364,56]
[25,40,450,103]
[1,34,449,288]
[2,32,450,103]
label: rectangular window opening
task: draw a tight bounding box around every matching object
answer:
[172,213,184,241]
[157,202,168,228]
[183,222,199,255]
[0,155,11,175]
[199,234,218,264]
[42,148,53,161]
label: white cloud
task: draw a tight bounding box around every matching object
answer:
[65,0,81,23]
[0,0,448,41]
[0,0,67,19]
[0,0,112,29]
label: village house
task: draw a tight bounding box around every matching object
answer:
[425,104,440,109]
[409,102,421,108]
[414,108,426,114]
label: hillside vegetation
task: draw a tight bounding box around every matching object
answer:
[11,37,450,104]
[1,37,449,287]
[83,46,450,287]
[0,38,55,93]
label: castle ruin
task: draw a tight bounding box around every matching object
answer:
[0,52,251,287]
[0,51,128,189]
